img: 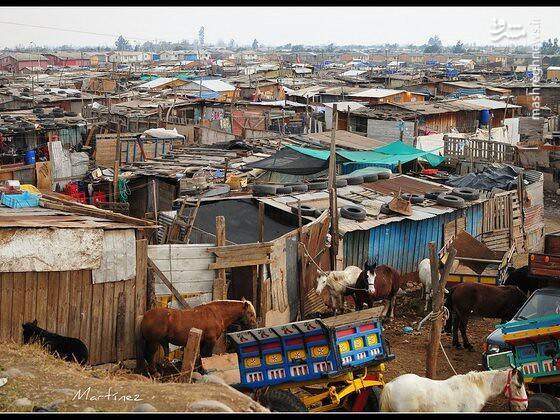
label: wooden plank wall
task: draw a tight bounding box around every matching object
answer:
[481,191,523,252]
[0,239,147,365]
[147,244,215,307]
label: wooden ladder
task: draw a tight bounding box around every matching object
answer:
[166,198,202,244]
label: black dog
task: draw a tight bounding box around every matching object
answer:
[22,320,89,365]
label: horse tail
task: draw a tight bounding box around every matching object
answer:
[379,385,393,412]
[135,315,146,372]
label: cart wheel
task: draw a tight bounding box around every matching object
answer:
[527,393,560,412]
[257,389,308,412]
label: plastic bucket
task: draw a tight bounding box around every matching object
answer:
[24,150,36,165]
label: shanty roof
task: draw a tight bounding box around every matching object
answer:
[189,79,236,92]
[349,88,406,98]
[323,101,366,112]
[303,130,388,150]
[256,174,471,234]
[0,52,49,61]
[137,77,184,89]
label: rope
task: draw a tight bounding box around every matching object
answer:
[416,305,458,376]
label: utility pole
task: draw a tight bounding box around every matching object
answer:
[328,104,339,271]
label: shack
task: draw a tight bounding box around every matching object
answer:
[0,199,155,365]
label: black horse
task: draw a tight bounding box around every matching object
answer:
[22,320,89,364]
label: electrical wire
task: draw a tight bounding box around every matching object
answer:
[0,20,153,43]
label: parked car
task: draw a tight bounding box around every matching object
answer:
[484,287,560,364]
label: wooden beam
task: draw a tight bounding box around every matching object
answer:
[209,258,271,270]
[179,327,202,383]
[147,257,190,309]
[425,245,457,379]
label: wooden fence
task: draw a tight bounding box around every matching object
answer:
[444,135,516,164]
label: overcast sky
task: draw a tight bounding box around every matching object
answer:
[0,7,558,48]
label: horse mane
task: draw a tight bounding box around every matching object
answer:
[450,370,503,393]
[205,299,256,316]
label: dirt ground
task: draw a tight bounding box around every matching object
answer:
[381,290,510,412]
[0,342,265,413]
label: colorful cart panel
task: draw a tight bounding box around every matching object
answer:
[487,314,560,380]
[228,312,389,389]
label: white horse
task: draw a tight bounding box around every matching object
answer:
[380,368,528,412]
[418,258,433,311]
[316,266,362,315]
[418,258,448,312]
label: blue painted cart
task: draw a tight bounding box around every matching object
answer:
[228,307,394,412]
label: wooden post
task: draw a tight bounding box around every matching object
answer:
[425,245,457,379]
[328,105,339,271]
[113,125,121,201]
[213,216,228,352]
[179,327,203,383]
[223,157,229,184]
[113,161,119,202]
[146,268,157,310]
[152,179,158,221]
[213,216,227,300]
[258,202,265,243]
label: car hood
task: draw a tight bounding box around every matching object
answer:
[486,323,512,350]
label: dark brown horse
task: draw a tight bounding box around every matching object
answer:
[353,260,403,320]
[449,283,527,350]
[136,299,257,374]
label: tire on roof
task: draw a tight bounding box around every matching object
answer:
[291,204,317,217]
[308,181,328,190]
[436,194,465,208]
[252,184,278,196]
[400,193,424,204]
[363,173,379,183]
[451,187,480,201]
[340,205,367,221]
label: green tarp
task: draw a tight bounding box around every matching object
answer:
[287,141,445,168]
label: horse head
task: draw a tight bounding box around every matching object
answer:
[316,273,328,295]
[363,259,378,293]
[503,367,528,411]
[240,298,258,329]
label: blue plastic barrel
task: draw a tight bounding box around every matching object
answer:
[480,109,491,125]
[24,150,36,165]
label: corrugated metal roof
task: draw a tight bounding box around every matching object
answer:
[191,79,235,92]
[349,88,405,98]
[255,175,480,235]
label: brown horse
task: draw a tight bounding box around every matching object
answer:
[353,260,403,320]
[136,299,257,374]
[449,283,527,350]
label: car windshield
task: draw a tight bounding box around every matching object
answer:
[515,292,560,320]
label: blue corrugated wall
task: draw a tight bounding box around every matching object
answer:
[343,202,484,273]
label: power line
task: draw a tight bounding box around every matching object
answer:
[0,20,154,43]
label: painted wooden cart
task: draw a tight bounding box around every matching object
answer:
[487,314,560,411]
[228,307,394,412]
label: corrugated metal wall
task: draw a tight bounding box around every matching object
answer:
[343,202,484,273]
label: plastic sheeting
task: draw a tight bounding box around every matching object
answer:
[446,164,525,191]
